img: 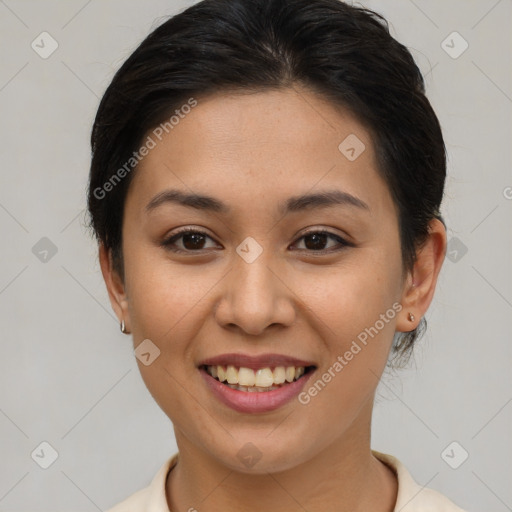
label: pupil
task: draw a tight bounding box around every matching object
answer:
[305,233,327,250]
[183,233,204,250]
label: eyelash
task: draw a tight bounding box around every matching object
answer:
[160,227,353,255]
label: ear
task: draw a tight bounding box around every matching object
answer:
[396,218,447,332]
[99,243,131,332]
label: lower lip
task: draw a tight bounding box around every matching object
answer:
[199,367,315,413]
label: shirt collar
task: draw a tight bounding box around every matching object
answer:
[143,450,444,512]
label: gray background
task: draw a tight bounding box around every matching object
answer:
[0,0,510,510]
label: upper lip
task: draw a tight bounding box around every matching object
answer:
[198,353,316,370]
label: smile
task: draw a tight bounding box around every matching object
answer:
[198,355,317,413]
[202,364,314,392]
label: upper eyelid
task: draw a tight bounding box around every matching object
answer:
[165,228,218,244]
[164,228,350,250]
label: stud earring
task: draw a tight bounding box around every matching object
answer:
[408,312,415,322]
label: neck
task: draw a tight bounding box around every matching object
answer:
[166,407,397,512]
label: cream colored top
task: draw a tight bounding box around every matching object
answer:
[106,450,467,511]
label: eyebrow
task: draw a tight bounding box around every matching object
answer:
[144,188,370,215]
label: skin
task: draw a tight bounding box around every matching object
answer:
[100,85,446,512]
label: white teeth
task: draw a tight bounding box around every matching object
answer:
[285,366,296,382]
[205,364,308,389]
[238,367,256,386]
[226,365,238,384]
[217,366,226,382]
[255,368,274,387]
[273,366,286,384]
[227,383,280,392]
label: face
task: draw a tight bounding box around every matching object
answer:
[102,86,435,474]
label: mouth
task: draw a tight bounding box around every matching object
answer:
[199,364,316,392]
[197,353,317,412]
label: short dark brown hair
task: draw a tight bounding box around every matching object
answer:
[87,0,446,363]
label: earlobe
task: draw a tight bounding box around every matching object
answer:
[396,219,447,332]
[98,243,131,333]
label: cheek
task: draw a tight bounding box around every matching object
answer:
[124,246,217,341]
[302,252,402,336]
[124,254,217,413]
[294,249,402,398]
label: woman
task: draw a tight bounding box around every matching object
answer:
[87,0,467,510]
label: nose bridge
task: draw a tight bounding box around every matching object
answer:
[233,234,277,294]
[234,247,276,301]
[215,242,295,334]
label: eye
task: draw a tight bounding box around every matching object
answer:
[291,229,352,253]
[161,229,218,253]
[161,228,352,254]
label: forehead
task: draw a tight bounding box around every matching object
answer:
[125,86,393,219]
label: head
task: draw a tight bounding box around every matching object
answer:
[88,0,447,473]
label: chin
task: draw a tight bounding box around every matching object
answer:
[216,438,312,475]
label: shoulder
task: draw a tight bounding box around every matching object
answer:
[104,453,179,512]
[372,450,467,512]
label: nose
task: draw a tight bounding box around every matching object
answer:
[214,250,297,336]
